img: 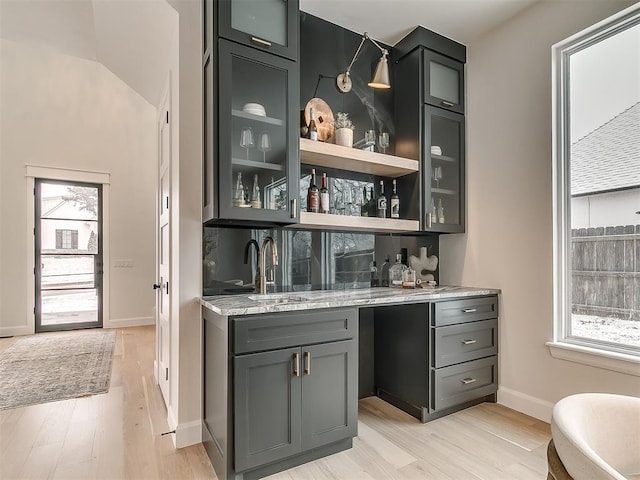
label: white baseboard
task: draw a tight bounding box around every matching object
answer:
[498,386,554,423]
[0,325,31,337]
[175,419,203,448]
[104,316,154,329]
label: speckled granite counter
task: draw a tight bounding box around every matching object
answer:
[201,286,500,316]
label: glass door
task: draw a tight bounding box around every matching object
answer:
[218,39,299,224]
[35,179,102,332]
[423,50,465,114]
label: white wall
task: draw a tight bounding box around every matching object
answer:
[0,39,157,335]
[440,0,640,421]
[572,188,640,228]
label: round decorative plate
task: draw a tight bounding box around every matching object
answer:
[304,98,335,142]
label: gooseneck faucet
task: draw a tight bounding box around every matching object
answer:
[243,240,260,292]
[259,236,278,295]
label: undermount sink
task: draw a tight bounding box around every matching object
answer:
[247,294,308,304]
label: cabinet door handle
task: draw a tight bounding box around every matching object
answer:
[251,36,272,48]
[461,339,477,345]
[441,100,454,107]
[461,377,477,385]
[462,308,477,313]
[293,353,300,377]
[303,351,311,375]
[290,199,297,219]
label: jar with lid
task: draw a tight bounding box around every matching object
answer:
[388,254,406,288]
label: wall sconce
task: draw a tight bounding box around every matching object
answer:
[337,32,390,93]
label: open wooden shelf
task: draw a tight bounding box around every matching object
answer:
[300,138,419,178]
[297,212,420,233]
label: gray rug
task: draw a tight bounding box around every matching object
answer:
[0,329,116,410]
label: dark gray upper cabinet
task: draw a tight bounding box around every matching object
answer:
[203,0,300,226]
[423,50,465,114]
[218,0,299,61]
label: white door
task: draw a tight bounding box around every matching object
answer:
[156,95,171,405]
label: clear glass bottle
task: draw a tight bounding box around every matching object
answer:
[430,197,437,225]
[388,253,406,288]
[234,172,245,207]
[370,261,379,287]
[251,174,262,208]
[380,256,390,287]
[437,198,445,223]
[402,266,416,289]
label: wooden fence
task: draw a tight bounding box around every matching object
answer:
[572,225,639,320]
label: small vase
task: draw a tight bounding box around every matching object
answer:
[335,128,353,148]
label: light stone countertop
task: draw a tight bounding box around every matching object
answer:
[201,286,501,316]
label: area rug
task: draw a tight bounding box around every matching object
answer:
[0,329,116,410]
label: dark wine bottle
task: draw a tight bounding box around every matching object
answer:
[390,178,400,219]
[376,180,387,218]
[307,168,319,213]
[308,107,318,141]
[368,186,375,217]
[361,186,369,217]
[319,173,329,213]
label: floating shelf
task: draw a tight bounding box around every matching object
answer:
[431,153,457,163]
[232,109,284,126]
[232,158,284,171]
[297,212,419,233]
[300,138,419,178]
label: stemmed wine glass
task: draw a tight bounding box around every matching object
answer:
[433,166,443,188]
[240,127,254,160]
[258,132,271,163]
[378,132,390,154]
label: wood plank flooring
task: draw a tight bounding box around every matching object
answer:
[0,326,551,479]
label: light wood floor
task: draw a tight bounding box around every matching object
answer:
[0,326,551,479]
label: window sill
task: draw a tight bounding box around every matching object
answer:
[546,341,640,377]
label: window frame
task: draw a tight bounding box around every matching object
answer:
[550,4,640,375]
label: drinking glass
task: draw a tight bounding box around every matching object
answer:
[240,127,254,160]
[258,132,271,162]
[364,130,376,147]
[433,166,443,188]
[378,132,390,154]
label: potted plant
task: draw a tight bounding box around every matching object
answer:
[333,112,354,147]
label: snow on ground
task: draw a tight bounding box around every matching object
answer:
[572,314,640,347]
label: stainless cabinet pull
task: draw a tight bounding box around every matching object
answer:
[462,308,477,313]
[461,377,477,385]
[290,198,297,218]
[293,353,300,377]
[251,36,272,48]
[441,100,454,107]
[303,351,311,375]
[461,339,477,345]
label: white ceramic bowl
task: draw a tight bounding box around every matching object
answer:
[431,145,442,155]
[242,103,266,117]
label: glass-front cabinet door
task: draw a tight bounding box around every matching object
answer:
[218,39,299,224]
[423,106,465,233]
[218,0,299,61]
[423,50,464,114]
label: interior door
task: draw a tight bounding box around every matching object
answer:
[35,180,102,332]
[156,100,171,405]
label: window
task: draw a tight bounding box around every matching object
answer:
[552,6,640,367]
[55,229,78,250]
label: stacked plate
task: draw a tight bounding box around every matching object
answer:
[242,103,266,117]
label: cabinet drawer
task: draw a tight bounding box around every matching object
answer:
[433,319,497,368]
[432,356,497,411]
[233,308,357,354]
[433,296,498,326]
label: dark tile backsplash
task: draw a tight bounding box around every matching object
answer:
[203,226,438,296]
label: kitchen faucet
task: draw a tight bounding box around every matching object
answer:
[259,236,278,295]
[243,239,260,292]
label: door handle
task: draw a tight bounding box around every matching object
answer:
[293,353,300,377]
[153,283,161,290]
[303,351,311,375]
[441,100,454,107]
[251,36,272,48]
[290,199,297,219]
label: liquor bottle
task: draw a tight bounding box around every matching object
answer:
[437,198,445,223]
[308,107,318,141]
[251,174,262,208]
[234,172,245,207]
[388,253,407,288]
[390,179,400,219]
[370,261,379,287]
[307,168,319,213]
[402,266,416,289]
[319,173,329,213]
[380,256,390,287]
[360,186,369,217]
[368,187,375,217]
[376,180,387,218]
[430,197,437,225]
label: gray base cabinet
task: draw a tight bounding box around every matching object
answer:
[374,295,498,422]
[204,307,358,480]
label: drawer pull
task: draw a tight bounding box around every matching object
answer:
[461,339,477,345]
[251,36,272,48]
[461,377,477,385]
[441,100,454,107]
[304,351,311,375]
[293,353,300,377]
[462,308,477,313]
